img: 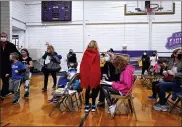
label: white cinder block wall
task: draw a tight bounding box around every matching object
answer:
[10,1,181,70]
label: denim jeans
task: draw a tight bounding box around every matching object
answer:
[158,81,178,105]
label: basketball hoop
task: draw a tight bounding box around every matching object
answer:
[146,4,159,21]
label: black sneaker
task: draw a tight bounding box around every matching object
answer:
[97,102,105,107]
[12,99,20,104]
[24,93,29,98]
[42,88,47,92]
[91,105,96,112]
[0,96,4,101]
[85,105,91,112]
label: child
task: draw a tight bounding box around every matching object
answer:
[102,55,135,116]
[19,48,33,97]
[80,40,101,112]
[9,52,26,104]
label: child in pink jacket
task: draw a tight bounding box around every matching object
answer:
[102,55,135,117]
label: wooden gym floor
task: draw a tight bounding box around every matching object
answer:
[0,75,181,126]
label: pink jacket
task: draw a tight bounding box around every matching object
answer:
[112,65,135,95]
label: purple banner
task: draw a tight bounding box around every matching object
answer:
[165,32,182,50]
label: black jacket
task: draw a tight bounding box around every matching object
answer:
[67,53,77,63]
[141,55,150,68]
[0,41,20,77]
[102,62,119,81]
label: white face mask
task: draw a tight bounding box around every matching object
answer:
[1,37,7,42]
[105,56,110,62]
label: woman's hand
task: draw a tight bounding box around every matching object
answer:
[163,71,168,77]
[167,70,174,76]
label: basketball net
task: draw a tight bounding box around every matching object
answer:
[146,4,159,21]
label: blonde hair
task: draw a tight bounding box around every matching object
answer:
[112,55,128,73]
[47,45,55,54]
[87,40,99,50]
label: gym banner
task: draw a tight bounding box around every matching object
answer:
[165,32,182,50]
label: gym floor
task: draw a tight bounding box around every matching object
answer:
[0,76,181,126]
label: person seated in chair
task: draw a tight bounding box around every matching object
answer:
[97,53,119,107]
[153,49,182,112]
[148,59,169,99]
[101,55,135,116]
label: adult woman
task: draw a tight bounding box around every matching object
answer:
[41,45,61,91]
[97,53,119,107]
[19,48,33,97]
[102,55,135,116]
[153,49,182,111]
[80,40,101,112]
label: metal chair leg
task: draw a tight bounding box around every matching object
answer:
[128,99,133,113]
[130,97,137,120]
[169,98,180,113]
[166,93,172,100]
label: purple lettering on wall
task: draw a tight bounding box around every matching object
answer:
[165,32,182,50]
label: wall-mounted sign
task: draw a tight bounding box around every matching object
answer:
[165,32,182,50]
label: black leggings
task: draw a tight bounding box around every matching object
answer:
[102,86,120,106]
[85,86,99,106]
[1,73,10,96]
[141,67,149,75]
[43,71,57,89]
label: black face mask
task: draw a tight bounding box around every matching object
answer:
[177,54,182,60]
[152,54,156,56]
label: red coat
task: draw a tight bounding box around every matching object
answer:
[80,48,101,89]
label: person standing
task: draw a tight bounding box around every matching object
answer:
[0,32,20,98]
[80,40,101,112]
[141,51,150,78]
[19,48,33,97]
[41,45,61,91]
[67,49,77,69]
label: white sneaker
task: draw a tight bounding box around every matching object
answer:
[109,104,116,117]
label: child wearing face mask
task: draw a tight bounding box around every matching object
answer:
[19,49,33,98]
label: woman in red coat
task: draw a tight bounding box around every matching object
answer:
[80,40,101,112]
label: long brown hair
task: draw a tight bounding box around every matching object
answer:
[47,45,55,54]
[112,55,128,73]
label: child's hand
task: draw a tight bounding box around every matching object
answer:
[15,70,19,73]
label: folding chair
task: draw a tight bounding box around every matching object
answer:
[110,75,137,120]
[169,85,182,113]
[49,73,83,116]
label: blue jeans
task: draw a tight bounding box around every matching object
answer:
[158,81,178,105]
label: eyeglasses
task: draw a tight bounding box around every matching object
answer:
[1,36,6,38]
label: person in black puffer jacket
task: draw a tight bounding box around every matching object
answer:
[41,45,62,91]
[97,53,119,107]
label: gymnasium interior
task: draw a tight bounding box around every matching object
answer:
[0,0,181,126]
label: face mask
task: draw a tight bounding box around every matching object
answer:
[105,56,110,62]
[177,54,182,60]
[143,53,147,55]
[1,37,7,42]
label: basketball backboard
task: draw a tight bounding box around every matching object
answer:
[124,1,175,15]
